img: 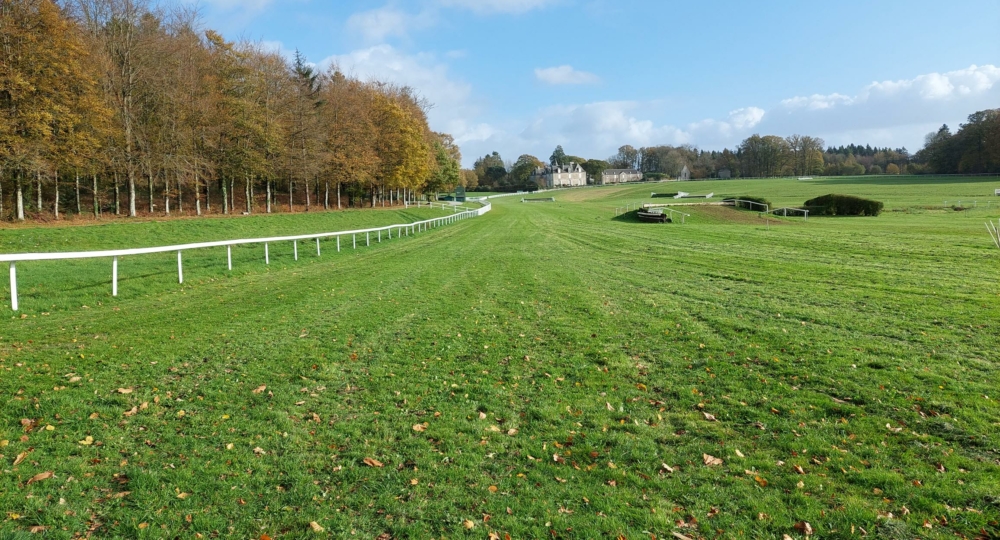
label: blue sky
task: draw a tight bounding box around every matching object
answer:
[194,0,1000,166]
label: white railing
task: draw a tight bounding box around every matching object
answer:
[768,207,809,221]
[405,200,477,213]
[1,203,492,311]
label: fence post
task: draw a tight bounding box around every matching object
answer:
[9,262,17,311]
[112,256,118,297]
[293,241,298,261]
[227,246,232,270]
[366,232,370,246]
[353,234,356,249]
[265,243,270,265]
[337,236,340,252]
[378,230,381,243]
[177,251,183,284]
[316,238,321,256]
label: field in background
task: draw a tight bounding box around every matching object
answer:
[1,177,999,539]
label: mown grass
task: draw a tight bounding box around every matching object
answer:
[1,177,999,539]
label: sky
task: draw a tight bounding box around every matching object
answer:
[191,0,1000,167]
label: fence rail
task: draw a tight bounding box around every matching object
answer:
[2,203,491,311]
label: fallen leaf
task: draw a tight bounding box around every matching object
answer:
[702,453,723,466]
[117,388,133,394]
[26,471,53,485]
[309,521,324,533]
[124,407,138,417]
[506,428,518,436]
[0,440,7,448]
[478,412,487,420]
[735,449,745,458]
[252,385,266,394]
[793,521,813,536]
[793,465,806,475]
[412,423,427,432]
[253,447,265,456]
[177,492,189,499]
[79,436,94,446]
[226,443,234,450]
[606,402,614,411]
[707,507,720,517]
[488,533,501,540]
[754,476,768,487]
[138,523,149,530]
[935,463,946,473]
[410,478,418,485]
[69,377,81,383]
[462,519,475,530]
[88,413,99,420]
[672,533,693,540]
[13,451,29,466]
[488,485,498,493]
[363,457,384,468]
[661,463,675,473]
[29,525,47,533]
[702,412,717,421]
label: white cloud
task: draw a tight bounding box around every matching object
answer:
[435,0,559,14]
[346,6,435,43]
[534,65,600,85]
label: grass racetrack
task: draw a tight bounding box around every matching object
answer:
[2,177,999,539]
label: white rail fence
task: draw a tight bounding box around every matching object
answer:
[1,203,491,311]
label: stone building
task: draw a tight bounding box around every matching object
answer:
[601,169,643,184]
[530,162,587,188]
[678,165,691,181]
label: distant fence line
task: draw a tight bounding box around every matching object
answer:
[1,203,491,311]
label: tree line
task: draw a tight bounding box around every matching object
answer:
[0,0,460,222]
[464,108,999,188]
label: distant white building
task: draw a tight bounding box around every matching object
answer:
[531,163,587,188]
[678,165,691,181]
[601,169,643,184]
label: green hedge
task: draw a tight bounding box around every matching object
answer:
[804,194,883,216]
[722,196,771,210]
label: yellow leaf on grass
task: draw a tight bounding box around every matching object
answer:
[412,423,427,432]
[0,440,7,448]
[309,521,324,533]
[138,523,148,530]
[702,412,717,421]
[462,519,475,530]
[703,454,723,466]
[363,457,383,468]
[410,478,418,485]
[13,452,29,466]
[88,413,99,420]
[735,449,745,458]
[78,436,94,446]
[177,492,189,499]
[117,388,133,394]
[26,471,54,485]
[252,385,267,394]
[488,485,498,493]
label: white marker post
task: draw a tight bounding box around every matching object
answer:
[9,262,17,311]
[265,243,270,265]
[293,241,298,261]
[112,257,118,297]
[316,238,321,256]
[177,251,183,284]
[227,246,232,270]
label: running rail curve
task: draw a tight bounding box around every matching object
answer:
[1,203,491,311]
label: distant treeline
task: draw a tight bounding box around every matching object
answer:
[465,108,999,188]
[0,0,460,222]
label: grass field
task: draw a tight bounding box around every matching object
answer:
[2,176,999,539]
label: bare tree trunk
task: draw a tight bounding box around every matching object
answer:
[305,177,310,211]
[205,176,210,213]
[164,173,170,215]
[54,172,60,219]
[147,167,154,214]
[16,174,24,221]
[114,172,121,215]
[93,175,100,218]
[324,181,329,210]
[128,169,136,217]
[288,180,293,212]
[222,177,229,214]
[177,170,183,213]
[194,170,201,216]
[337,182,341,209]
[266,180,272,213]
[229,178,235,212]
[36,170,42,212]
[75,172,81,214]
[245,175,251,214]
